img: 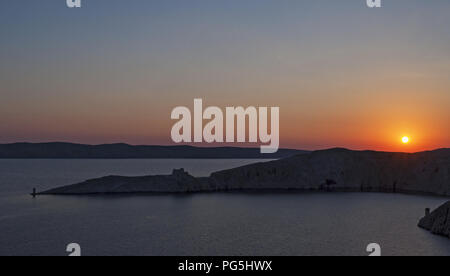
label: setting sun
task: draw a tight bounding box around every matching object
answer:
[402,136,410,144]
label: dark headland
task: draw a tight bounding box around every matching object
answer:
[419,201,450,239]
[0,142,305,159]
[40,148,450,196]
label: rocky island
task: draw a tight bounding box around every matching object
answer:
[40,148,450,196]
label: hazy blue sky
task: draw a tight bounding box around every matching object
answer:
[1,0,449,151]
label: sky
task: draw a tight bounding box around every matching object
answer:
[0,0,449,152]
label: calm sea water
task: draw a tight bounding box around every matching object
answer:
[0,159,449,256]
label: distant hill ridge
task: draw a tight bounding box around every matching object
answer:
[0,142,305,159]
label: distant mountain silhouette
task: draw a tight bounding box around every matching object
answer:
[0,142,306,159]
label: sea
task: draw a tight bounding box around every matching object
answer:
[0,159,449,256]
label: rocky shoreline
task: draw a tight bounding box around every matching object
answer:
[419,201,450,239]
[40,148,450,196]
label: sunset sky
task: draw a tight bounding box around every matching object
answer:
[0,0,449,152]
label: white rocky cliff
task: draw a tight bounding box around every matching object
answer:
[40,148,450,196]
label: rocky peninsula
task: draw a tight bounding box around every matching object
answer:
[40,148,449,196]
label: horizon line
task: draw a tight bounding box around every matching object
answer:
[1,141,448,154]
